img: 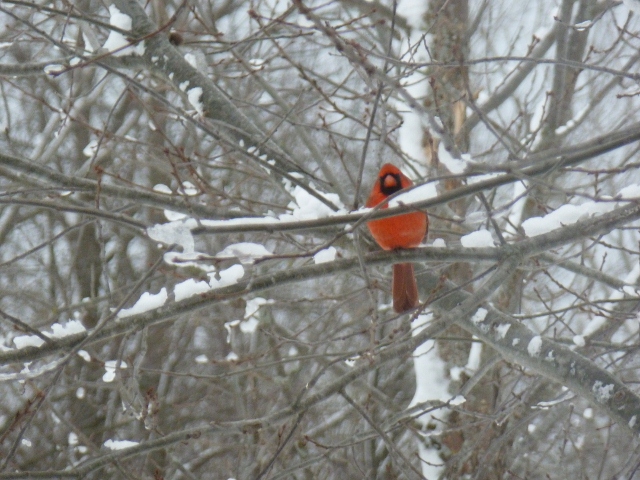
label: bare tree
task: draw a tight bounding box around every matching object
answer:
[2,0,640,478]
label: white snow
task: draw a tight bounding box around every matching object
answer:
[198,216,278,228]
[174,278,212,302]
[162,251,215,272]
[107,5,131,30]
[572,335,586,347]
[313,247,336,264]
[409,313,451,408]
[522,204,580,236]
[179,80,190,91]
[102,6,145,56]
[533,391,574,409]
[471,308,488,325]
[583,408,594,419]
[153,184,172,194]
[408,313,448,479]
[51,320,85,337]
[102,360,128,383]
[194,354,208,364]
[104,439,138,450]
[117,288,168,318]
[390,182,438,207]
[449,366,464,382]
[623,0,640,13]
[397,85,428,162]
[438,142,467,174]
[573,20,593,31]
[184,53,197,68]
[521,199,618,237]
[345,356,359,367]
[282,184,345,221]
[226,351,239,361]
[555,105,589,135]
[83,140,98,157]
[179,182,198,196]
[224,320,240,342]
[174,264,244,301]
[449,395,466,406]
[161,194,356,239]
[527,336,542,357]
[618,184,640,199]
[619,86,640,97]
[211,264,244,288]
[496,323,511,339]
[215,242,272,264]
[240,297,273,333]
[13,320,86,349]
[147,220,195,253]
[77,350,91,362]
[187,87,204,116]
[248,58,265,70]
[460,229,494,248]
[465,338,482,372]
[592,381,614,402]
[244,297,273,319]
[239,317,259,333]
[409,336,450,407]
[44,64,65,76]
[431,238,446,248]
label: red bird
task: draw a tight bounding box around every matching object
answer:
[366,164,428,313]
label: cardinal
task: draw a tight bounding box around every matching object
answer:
[366,164,428,313]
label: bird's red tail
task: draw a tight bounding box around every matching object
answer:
[392,263,418,313]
